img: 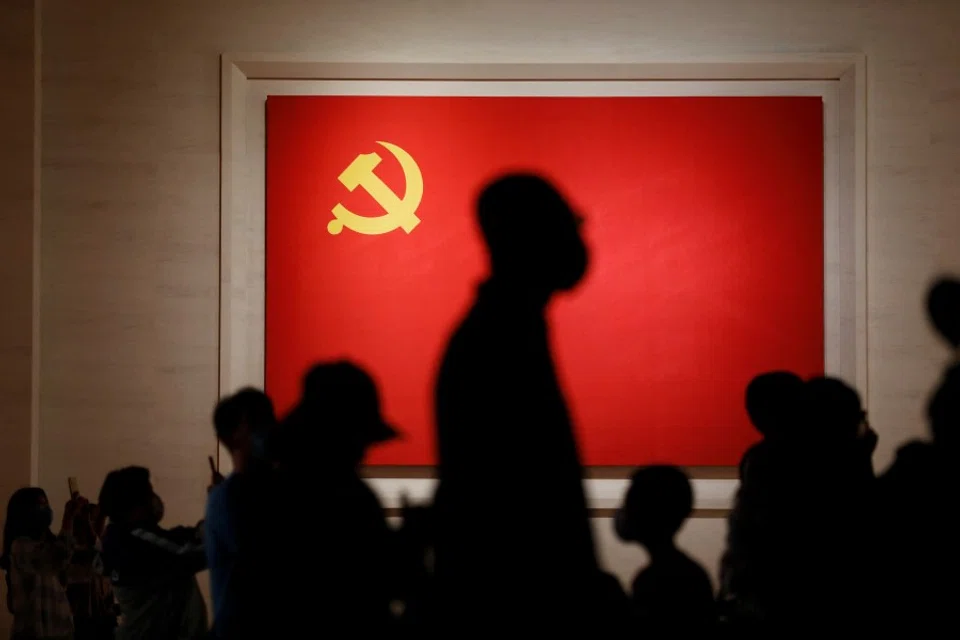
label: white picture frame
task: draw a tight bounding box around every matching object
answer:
[219,56,867,514]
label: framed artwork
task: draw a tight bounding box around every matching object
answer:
[220,57,866,513]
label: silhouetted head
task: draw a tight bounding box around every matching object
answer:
[98,466,163,526]
[615,466,692,550]
[803,376,864,443]
[745,371,805,438]
[213,387,277,468]
[477,174,588,300]
[282,360,398,470]
[927,277,960,349]
[928,363,960,451]
[2,487,51,570]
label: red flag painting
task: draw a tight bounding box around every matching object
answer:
[265,95,824,466]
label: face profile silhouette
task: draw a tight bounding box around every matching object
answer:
[615,465,693,546]
[476,173,588,299]
[927,276,960,350]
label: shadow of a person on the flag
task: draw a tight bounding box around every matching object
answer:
[429,173,627,632]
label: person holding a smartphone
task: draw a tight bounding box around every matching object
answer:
[65,494,117,640]
[1,487,88,640]
[97,466,208,640]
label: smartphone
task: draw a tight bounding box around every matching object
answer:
[67,477,79,498]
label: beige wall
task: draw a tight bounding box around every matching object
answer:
[0,1,37,631]
[2,0,960,629]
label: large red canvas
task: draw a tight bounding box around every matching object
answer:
[265,95,824,466]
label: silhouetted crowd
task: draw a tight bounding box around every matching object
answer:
[2,175,959,638]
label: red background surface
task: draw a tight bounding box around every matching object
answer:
[265,95,824,466]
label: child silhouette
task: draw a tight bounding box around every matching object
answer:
[718,371,803,625]
[739,371,804,480]
[614,466,715,636]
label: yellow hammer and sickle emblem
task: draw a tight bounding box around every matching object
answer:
[328,141,424,235]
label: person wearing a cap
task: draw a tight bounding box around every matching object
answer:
[271,361,402,634]
[281,361,399,469]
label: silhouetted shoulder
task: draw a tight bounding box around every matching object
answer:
[880,440,938,483]
[436,294,507,387]
[876,440,949,509]
[739,441,773,483]
[679,552,714,597]
[437,308,487,366]
[631,552,715,623]
[435,283,557,425]
[893,440,937,464]
[445,285,544,348]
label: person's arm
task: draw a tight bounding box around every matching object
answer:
[91,548,105,577]
[51,531,76,571]
[166,524,204,546]
[203,482,234,614]
[42,495,86,571]
[203,491,220,563]
[128,525,207,576]
[4,570,12,614]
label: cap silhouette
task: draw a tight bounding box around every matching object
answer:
[284,360,398,451]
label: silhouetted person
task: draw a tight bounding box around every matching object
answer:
[66,501,117,639]
[205,388,277,639]
[615,466,715,637]
[98,467,207,640]
[738,371,805,480]
[433,174,599,630]
[734,376,876,631]
[801,377,878,624]
[719,371,804,621]
[1,488,86,640]
[803,377,874,451]
[879,364,960,633]
[275,361,402,633]
[877,277,960,633]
